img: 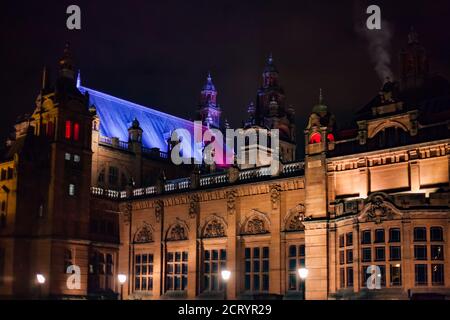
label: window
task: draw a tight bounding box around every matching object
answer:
[65,153,71,161]
[361,230,371,244]
[340,268,345,289]
[346,232,353,246]
[346,249,353,264]
[414,245,427,260]
[389,246,401,261]
[68,184,76,196]
[65,120,72,139]
[415,264,428,286]
[339,251,345,265]
[203,249,227,292]
[106,254,114,275]
[430,227,443,242]
[431,264,444,286]
[390,264,402,286]
[69,184,75,196]
[98,253,105,275]
[108,167,119,186]
[287,245,305,292]
[389,228,401,243]
[377,265,386,287]
[431,245,444,261]
[74,155,81,163]
[166,251,188,291]
[346,267,354,287]
[73,123,80,141]
[244,247,269,292]
[375,247,385,261]
[339,235,345,248]
[374,229,385,243]
[135,253,154,292]
[64,249,73,273]
[361,248,372,262]
[98,169,105,185]
[414,227,427,242]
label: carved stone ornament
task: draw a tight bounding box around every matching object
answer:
[167,224,188,241]
[226,189,238,215]
[244,217,268,235]
[366,197,393,224]
[188,194,200,219]
[287,213,306,231]
[270,184,282,210]
[154,199,164,223]
[203,219,226,238]
[134,222,153,243]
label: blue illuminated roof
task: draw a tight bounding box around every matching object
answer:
[79,86,201,159]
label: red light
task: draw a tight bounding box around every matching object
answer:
[309,132,321,144]
[74,123,80,141]
[327,133,335,142]
[65,121,72,139]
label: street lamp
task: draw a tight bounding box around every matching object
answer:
[221,270,231,300]
[118,274,127,300]
[297,268,308,300]
[36,274,46,300]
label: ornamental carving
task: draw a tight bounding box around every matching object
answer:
[188,194,200,219]
[167,223,188,241]
[287,213,306,231]
[226,189,238,215]
[120,201,132,225]
[134,222,153,243]
[270,184,282,210]
[203,219,226,238]
[358,194,399,224]
[244,217,268,235]
[154,199,164,223]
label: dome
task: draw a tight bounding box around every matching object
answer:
[312,89,328,114]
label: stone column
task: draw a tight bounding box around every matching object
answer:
[226,189,239,299]
[269,184,282,295]
[410,161,420,192]
[304,221,329,300]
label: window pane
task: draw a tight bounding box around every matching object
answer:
[253,260,260,272]
[362,248,372,262]
[299,245,305,257]
[253,247,260,258]
[245,248,251,259]
[415,264,428,285]
[375,247,385,261]
[220,249,227,260]
[245,261,251,272]
[361,230,371,244]
[389,228,401,242]
[389,246,401,261]
[346,250,353,264]
[262,260,269,273]
[414,245,427,260]
[375,229,385,243]
[390,265,402,286]
[204,250,210,260]
[212,250,218,260]
[289,259,296,271]
[346,268,354,287]
[263,247,269,259]
[431,245,444,260]
[346,233,353,246]
[262,274,269,291]
[431,264,444,285]
[245,275,250,290]
[430,227,443,242]
[253,275,260,291]
[339,235,345,248]
[414,227,427,242]
[289,245,297,257]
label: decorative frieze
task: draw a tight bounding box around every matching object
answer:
[134,222,153,243]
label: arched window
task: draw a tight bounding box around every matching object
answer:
[65,120,72,139]
[309,132,321,144]
[73,123,80,141]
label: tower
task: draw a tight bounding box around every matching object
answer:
[12,43,94,298]
[197,72,221,129]
[400,28,429,91]
[254,54,296,162]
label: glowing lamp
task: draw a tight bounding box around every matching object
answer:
[36,274,46,284]
[118,274,127,284]
[298,268,309,280]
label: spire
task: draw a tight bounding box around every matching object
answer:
[203,71,216,92]
[263,53,278,73]
[319,88,323,104]
[41,66,49,91]
[59,42,75,79]
[76,70,81,88]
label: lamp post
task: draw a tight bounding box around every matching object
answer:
[221,270,231,300]
[118,274,127,300]
[297,268,308,300]
[36,274,46,300]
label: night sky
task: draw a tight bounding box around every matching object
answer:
[1,0,449,145]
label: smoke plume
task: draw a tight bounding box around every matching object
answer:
[354,2,394,82]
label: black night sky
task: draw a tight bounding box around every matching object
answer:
[1,0,449,145]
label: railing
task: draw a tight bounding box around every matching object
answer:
[91,161,305,200]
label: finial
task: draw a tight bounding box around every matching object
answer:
[268,53,273,64]
[41,66,48,91]
[76,70,81,88]
[319,88,323,103]
[207,71,212,81]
